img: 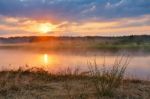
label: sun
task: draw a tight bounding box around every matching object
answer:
[26,22,56,34]
[38,23,55,33]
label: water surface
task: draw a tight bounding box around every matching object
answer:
[0,49,150,80]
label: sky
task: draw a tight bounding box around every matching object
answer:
[0,0,150,37]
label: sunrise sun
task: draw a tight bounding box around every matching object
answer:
[38,23,55,33]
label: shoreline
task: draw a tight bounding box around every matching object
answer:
[0,68,150,99]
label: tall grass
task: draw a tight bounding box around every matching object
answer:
[88,56,130,98]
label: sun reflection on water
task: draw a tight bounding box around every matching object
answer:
[44,54,49,64]
[41,53,60,71]
[42,53,58,68]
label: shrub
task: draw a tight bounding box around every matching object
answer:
[88,56,130,98]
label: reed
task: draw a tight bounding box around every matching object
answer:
[88,56,130,98]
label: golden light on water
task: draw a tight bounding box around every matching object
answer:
[44,54,49,64]
[42,54,58,67]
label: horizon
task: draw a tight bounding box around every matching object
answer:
[0,0,150,37]
[0,34,150,39]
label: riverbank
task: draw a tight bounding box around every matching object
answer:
[0,68,150,99]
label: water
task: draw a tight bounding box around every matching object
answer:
[0,49,150,80]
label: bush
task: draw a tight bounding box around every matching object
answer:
[88,56,130,98]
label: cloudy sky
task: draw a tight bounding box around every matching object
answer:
[0,0,150,37]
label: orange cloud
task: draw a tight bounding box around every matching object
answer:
[0,15,150,36]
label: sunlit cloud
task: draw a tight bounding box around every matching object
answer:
[0,16,59,36]
[56,15,150,36]
[0,0,150,37]
[0,14,150,36]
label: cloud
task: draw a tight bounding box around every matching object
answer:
[0,0,150,36]
[1,15,150,36]
[105,0,126,8]
[0,0,149,22]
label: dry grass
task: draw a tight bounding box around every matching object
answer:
[0,59,150,99]
[88,56,130,98]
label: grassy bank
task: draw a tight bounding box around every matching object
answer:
[0,61,150,99]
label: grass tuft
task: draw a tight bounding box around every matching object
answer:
[88,56,130,98]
